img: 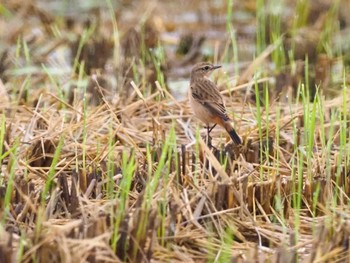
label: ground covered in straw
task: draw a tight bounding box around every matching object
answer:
[1,0,350,262]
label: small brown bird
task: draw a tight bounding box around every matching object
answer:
[189,62,241,145]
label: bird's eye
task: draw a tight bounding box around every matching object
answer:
[204,66,210,70]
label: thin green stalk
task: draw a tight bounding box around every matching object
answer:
[217,227,235,262]
[254,79,264,181]
[317,0,340,55]
[111,150,135,255]
[106,0,121,66]
[42,64,65,109]
[106,123,116,199]
[35,136,64,239]
[72,25,96,74]
[294,0,310,29]
[132,127,176,260]
[80,62,87,172]
[0,114,6,166]
[2,139,19,223]
[22,38,31,65]
[269,0,285,71]
[273,106,287,227]
[264,82,270,163]
[256,0,266,55]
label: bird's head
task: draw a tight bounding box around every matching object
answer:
[191,62,221,79]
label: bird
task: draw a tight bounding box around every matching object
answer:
[189,62,241,145]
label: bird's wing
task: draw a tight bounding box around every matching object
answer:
[191,79,230,121]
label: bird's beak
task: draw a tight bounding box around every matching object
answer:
[213,65,222,70]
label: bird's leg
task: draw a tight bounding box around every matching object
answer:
[204,126,210,146]
[205,126,214,148]
[208,124,217,133]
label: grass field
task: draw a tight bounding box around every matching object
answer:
[1,0,350,262]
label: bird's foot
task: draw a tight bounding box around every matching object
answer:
[202,134,217,151]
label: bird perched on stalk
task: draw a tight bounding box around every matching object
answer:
[189,62,241,145]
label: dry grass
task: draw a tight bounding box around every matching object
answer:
[1,0,350,262]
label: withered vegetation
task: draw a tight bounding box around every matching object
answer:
[1,0,350,262]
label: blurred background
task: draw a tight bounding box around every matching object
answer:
[1,0,350,106]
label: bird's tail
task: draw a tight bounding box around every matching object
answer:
[223,121,242,145]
